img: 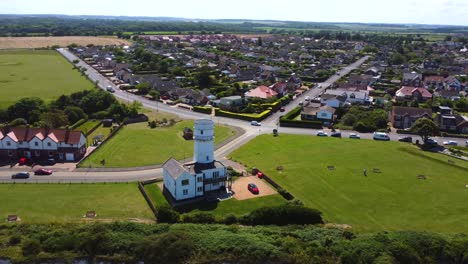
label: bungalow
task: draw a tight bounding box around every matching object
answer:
[301,104,335,126]
[391,106,433,129]
[219,96,246,112]
[403,72,423,87]
[395,86,432,101]
[320,93,346,108]
[0,127,86,163]
[321,90,370,106]
[245,86,278,99]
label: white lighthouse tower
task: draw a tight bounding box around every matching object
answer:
[193,119,215,164]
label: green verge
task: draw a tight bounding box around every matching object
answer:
[82,120,236,168]
[0,183,154,223]
[0,49,93,108]
[230,134,468,233]
[143,182,287,217]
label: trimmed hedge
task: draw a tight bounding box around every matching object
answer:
[192,106,212,114]
[215,108,271,122]
[70,118,88,129]
[279,106,322,129]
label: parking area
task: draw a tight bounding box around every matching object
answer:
[231,176,277,200]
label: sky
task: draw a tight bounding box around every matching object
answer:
[2,0,468,26]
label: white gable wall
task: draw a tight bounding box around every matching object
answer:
[42,137,58,150]
[29,137,43,150]
[163,170,177,199]
[1,137,18,149]
[175,172,196,200]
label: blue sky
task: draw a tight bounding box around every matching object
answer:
[2,0,468,26]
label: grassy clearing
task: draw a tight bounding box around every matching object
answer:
[0,49,93,108]
[85,124,113,146]
[0,183,153,223]
[82,120,236,168]
[75,120,101,134]
[230,134,468,233]
[144,182,286,217]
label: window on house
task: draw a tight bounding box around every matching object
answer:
[183,189,188,195]
[34,142,39,146]
[197,187,203,192]
[206,155,209,161]
[47,142,51,147]
[213,171,219,178]
[181,179,189,186]
[6,142,11,146]
[197,177,203,183]
[7,150,12,157]
[35,151,40,156]
[213,182,218,187]
[201,130,203,135]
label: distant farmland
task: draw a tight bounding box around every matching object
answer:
[0,49,93,108]
[0,36,130,49]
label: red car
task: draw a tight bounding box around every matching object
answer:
[248,183,259,194]
[19,157,28,166]
[34,168,53,175]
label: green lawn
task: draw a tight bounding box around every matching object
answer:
[230,134,468,233]
[0,183,154,223]
[144,182,286,217]
[85,124,113,146]
[82,120,237,168]
[0,50,93,109]
[75,120,101,135]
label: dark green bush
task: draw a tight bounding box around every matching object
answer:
[244,204,323,226]
[183,212,215,224]
[156,206,180,223]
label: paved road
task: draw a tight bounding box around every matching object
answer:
[2,51,463,183]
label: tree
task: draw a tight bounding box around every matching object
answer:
[389,53,406,65]
[39,110,69,128]
[128,101,143,117]
[8,97,46,124]
[64,106,88,124]
[410,118,439,143]
[149,90,160,100]
[135,82,151,95]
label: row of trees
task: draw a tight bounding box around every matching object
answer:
[0,90,142,128]
[2,222,467,263]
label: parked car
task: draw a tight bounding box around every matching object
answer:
[18,157,28,166]
[317,84,322,89]
[11,172,30,179]
[349,133,361,139]
[316,131,328,137]
[425,138,438,146]
[279,107,286,112]
[398,136,413,143]
[336,71,341,75]
[305,96,311,101]
[373,132,390,141]
[34,168,53,175]
[248,183,259,194]
[443,140,458,146]
[331,132,342,138]
[250,121,261,126]
[106,86,115,93]
[298,101,303,106]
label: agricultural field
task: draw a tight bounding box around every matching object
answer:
[143,182,286,217]
[0,183,154,223]
[0,36,130,49]
[0,49,93,108]
[81,120,237,168]
[230,134,468,233]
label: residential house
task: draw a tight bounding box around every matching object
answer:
[395,86,432,101]
[433,89,460,100]
[422,60,440,70]
[163,120,229,202]
[444,76,462,91]
[391,106,433,129]
[434,106,468,133]
[322,90,370,106]
[218,96,246,112]
[301,104,335,126]
[320,93,346,108]
[403,72,423,87]
[0,127,86,163]
[245,86,278,99]
[424,75,445,90]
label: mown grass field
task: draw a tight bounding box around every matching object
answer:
[0,183,154,223]
[144,182,286,217]
[230,134,468,233]
[0,49,93,108]
[82,120,237,168]
[0,36,130,49]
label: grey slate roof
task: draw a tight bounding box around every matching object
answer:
[163,158,188,180]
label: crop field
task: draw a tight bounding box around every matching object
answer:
[230,134,468,233]
[0,49,93,108]
[0,36,130,49]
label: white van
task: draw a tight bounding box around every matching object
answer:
[373,132,390,141]
[305,96,311,101]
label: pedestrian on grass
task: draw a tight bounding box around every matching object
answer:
[363,168,367,177]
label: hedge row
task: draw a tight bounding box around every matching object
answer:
[279,106,322,129]
[70,118,88,130]
[215,108,271,122]
[192,106,212,114]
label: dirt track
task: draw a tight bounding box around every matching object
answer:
[231,176,277,200]
[0,36,131,49]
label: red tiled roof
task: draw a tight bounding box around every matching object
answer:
[0,128,83,144]
[424,75,445,82]
[246,85,278,99]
